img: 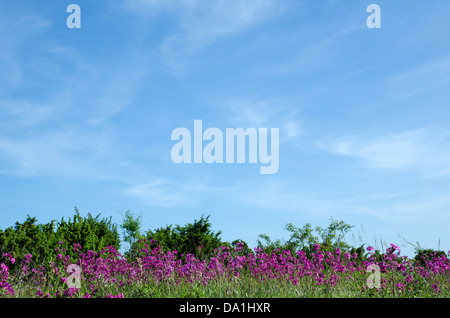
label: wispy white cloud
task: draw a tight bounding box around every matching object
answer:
[0,63,146,180]
[382,55,450,101]
[224,176,450,226]
[84,66,147,125]
[0,11,52,92]
[125,177,208,208]
[318,128,450,176]
[217,96,303,143]
[124,0,198,12]
[248,24,364,78]
[0,18,149,180]
[125,0,286,74]
[0,97,65,130]
[0,127,117,179]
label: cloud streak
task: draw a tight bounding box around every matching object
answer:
[124,177,208,208]
[126,0,286,74]
[216,96,303,143]
[318,128,450,177]
[0,22,148,181]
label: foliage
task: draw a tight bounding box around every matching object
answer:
[0,215,58,270]
[230,239,253,256]
[413,243,448,267]
[0,208,120,270]
[143,215,223,259]
[1,239,449,298]
[55,208,121,259]
[120,210,143,259]
[1,211,450,298]
[257,217,354,256]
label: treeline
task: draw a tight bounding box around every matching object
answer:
[0,208,120,270]
[0,208,446,269]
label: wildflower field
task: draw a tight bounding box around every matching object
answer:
[1,212,449,299]
[1,240,449,298]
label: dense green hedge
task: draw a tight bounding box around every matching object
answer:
[0,208,120,269]
[1,209,446,266]
[142,214,225,259]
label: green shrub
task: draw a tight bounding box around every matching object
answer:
[0,207,120,269]
[144,214,223,259]
[231,239,254,256]
[120,210,144,259]
[55,208,121,257]
[414,246,448,266]
[257,217,354,256]
[0,215,58,269]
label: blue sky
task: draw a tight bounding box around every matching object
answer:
[1,0,450,257]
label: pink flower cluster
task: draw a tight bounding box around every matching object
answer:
[1,242,449,298]
[0,261,14,296]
